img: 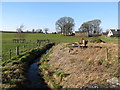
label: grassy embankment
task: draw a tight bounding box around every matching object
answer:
[2,43,54,89]
[39,43,119,88]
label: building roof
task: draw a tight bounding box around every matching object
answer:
[110,29,120,35]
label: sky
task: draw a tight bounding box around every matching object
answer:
[1,2,118,32]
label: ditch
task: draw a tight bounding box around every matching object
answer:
[2,43,54,89]
[26,49,52,89]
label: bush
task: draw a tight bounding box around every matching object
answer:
[110,35,120,37]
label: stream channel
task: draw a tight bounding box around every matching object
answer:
[26,50,51,89]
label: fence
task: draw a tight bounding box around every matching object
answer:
[4,39,50,60]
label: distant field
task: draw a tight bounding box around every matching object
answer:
[2,32,118,61]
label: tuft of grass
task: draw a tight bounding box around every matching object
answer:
[52,82,62,89]
[57,72,64,77]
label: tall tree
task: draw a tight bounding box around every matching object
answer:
[56,16,75,36]
[78,23,90,33]
[78,19,102,34]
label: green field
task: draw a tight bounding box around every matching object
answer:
[2,32,118,61]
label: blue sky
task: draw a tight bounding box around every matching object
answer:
[2,2,118,32]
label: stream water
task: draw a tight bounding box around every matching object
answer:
[26,50,51,89]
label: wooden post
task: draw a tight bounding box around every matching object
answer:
[16,46,19,55]
[106,48,108,60]
[23,45,25,51]
[9,49,12,59]
[48,40,50,43]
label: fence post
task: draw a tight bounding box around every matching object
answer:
[23,45,25,51]
[106,48,108,60]
[48,40,50,43]
[16,46,19,55]
[9,49,12,59]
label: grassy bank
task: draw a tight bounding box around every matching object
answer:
[39,47,63,89]
[2,43,54,89]
[40,43,119,88]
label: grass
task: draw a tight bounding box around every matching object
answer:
[3,33,118,44]
[2,32,118,61]
[2,43,54,88]
[39,47,63,89]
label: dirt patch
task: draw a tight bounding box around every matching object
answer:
[47,43,119,88]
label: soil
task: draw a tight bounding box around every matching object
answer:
[47,42,119,88]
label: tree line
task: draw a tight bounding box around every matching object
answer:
[16,16,102,37]
[55,16,102,36]
[16,25,49,34]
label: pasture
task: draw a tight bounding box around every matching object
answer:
[2,32,118,61]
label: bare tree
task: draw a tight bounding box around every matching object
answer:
[55,16,75,36]
[36,29,43,33]
[44,28,49,34]
[16,25,24,39]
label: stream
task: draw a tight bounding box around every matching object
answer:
[26,50,51,89]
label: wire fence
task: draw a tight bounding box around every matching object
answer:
[2,39,50,60]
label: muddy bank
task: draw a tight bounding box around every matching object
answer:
[2,43,54,89]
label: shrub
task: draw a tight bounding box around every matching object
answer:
[110,35,120,37]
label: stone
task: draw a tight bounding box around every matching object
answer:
[107,77,120,85]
